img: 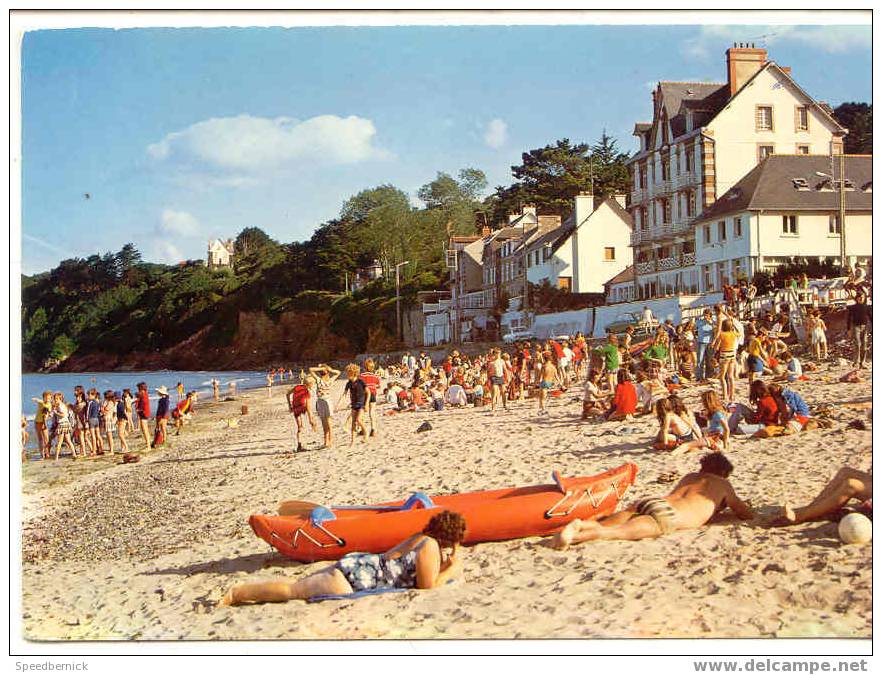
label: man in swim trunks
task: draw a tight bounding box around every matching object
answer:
[551,453,753,548]
[537,352,559,416]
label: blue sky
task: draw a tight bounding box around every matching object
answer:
[20,23,871,274]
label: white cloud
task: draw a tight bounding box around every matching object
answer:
[154,240,183,265]
[483,118,508,149]
[147,114,390,186]
[159,209,200,237]
[683,25,871,60]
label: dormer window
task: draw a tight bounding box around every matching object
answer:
[792,178,810,191]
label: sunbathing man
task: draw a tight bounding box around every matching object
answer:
[551,453,753,548]
[776,467,872,525]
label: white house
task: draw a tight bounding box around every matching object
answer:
[207,238,235,269]
[626,45,847,299]
[693,154,872,289]
[526,193,633,293]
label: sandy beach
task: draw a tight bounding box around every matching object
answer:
[20,363,871,641]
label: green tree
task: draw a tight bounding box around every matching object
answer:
[234,227,275,258]
[589,131,631,201]
[510,138,593,217]
[49,335,76,361]
[833,102,872,154]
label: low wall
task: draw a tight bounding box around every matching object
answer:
[532,308,592,339]
[589,293,724,338]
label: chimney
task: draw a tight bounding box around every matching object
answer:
[726,45,767,97]
[613,194,628,208]
[481,225,491,238]
[522,204,537,217]
[574,192,594,223]
[780,66,791,76]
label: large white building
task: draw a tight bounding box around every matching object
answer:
[207,238,235,269]
[626,45,847,299]
[693,154,872,288]
[525,193,633,294]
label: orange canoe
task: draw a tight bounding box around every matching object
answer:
[249,462,638,562]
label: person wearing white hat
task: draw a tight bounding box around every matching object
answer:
[153,386,171,448]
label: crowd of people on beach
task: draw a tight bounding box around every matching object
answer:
[220,268,874,605]
[26,381,198,462]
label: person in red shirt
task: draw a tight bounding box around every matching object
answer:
[606,370,638,421]
[359,358,382,437]
[135,381,151,448]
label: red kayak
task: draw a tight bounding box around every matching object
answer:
[249,462,638,562]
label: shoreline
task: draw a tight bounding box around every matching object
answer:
[20,362,872,640]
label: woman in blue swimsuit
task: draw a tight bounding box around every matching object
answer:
[221,511,467,606]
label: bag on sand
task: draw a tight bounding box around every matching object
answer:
[152,426,166,448]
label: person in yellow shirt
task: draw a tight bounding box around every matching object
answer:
[712,319,740,403]
[745,328,770,384]
[31,390,53,459]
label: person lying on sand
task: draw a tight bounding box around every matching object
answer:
[551,453,752,549]
[775,468,872,525]
[220,511,466,606]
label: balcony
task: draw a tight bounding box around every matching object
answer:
[657,255,681,271]
[682,252,696,266]
[672,171,699,189]
[630,187,646,204]
[636,260,656,274]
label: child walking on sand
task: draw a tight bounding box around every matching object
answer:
[337,363,369,447]
[287,377,317,452]
[310,363,341,449]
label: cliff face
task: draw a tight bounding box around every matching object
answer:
[49,310,357,372]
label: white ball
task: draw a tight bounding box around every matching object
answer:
[838,512,872,544]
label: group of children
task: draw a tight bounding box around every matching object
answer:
[27,383,196,462]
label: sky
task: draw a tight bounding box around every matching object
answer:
[19,21,872,274]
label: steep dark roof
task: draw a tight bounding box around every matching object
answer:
[658,81,728,137]
[604,264,635,286]
[696,155,872,222]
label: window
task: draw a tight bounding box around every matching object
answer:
[734,216,743,238]
[758,145,775,162]
[783,215,798,235]
[674,151,680,175]
[661,198,672,223]
[685,191,695,218]
[685,142,694,173]
[829,214,841,235]
[718,220,727,241]
[543,247,551,261]
[703,224,712,245]
[661,158,670,181]
[639,164,647,189]
[796,144,810,155]
[604,247,616,261]
[796,106,809,131]
[756,105,773,131]
[640,206,648,230]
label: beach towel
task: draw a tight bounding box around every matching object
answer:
[306,587,410,603]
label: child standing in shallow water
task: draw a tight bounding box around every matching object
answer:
[52,392,77,460]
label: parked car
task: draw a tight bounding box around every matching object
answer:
[502,329,535,344]
[604,312,656,336]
